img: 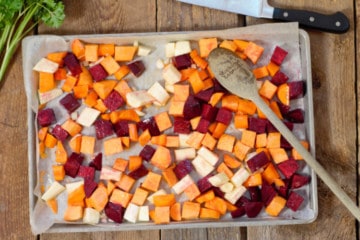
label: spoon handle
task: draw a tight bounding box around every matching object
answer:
[253,95,360,221]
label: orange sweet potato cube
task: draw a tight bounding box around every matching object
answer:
[166,136,180,148]
[186,131,205,149]
[150,146,172,170]
[85,44,99,62]
[115,174,135,192]
[256,133,267,148]
[233,140,251,161]
[61,119,82,137]
[128,156,142,171]
[169,100,185,117]
[216,162,234,178]
[223,154,242,169]
[184,183,201,201]
[142,171,162,192]
[114,46,137,61]
[110,189,132,208]
[234,114,248,129]
[131,187,149,206]
[103,137,123,155]
[39,72,55,93]
[154,111,173,132]
[113,158,128,172]
[199,37,218,58]
[80,135,96,154]
[188,71,205,94]
[100,55,120,75]
[267,132,281,149]
[259,80,278,100]
[162,167,178,187]
[98,43,115,56]
[240,130,257,148]
[217,134,236,152]
[154,206,170,224]
[201,132,217,150]
[269,148,288,164]
[173,84,190,101]
[182,201,200,220]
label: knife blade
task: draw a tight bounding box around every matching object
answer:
[177,0,349,33]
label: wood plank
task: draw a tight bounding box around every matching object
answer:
[247,0,357,239]
[41,230,159,240]
[0,49,36,239]
[161,228,208,240]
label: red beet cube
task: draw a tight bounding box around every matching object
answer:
[213,78,228,93]
[271,46,288,65]
[261,182,277,206]
[196,118,210,133]
[288,81,304,99]
[212,187,225,198]
[183,95,202,120]
[197,175,213,193]
[277,158,299,179]
[271,71,289,86]
[77,165,95,180]
[266,120,293,133]
[64,152,84,178]
[128,164,149,180]
[215,107,232,125]
[174,117,191,134]
[248,117,267,134]
[235,196,251,207]
[89,152,102,171]
[277,179,291,198]
[174,159,193,179]
[104,91,125,111]
[63,52,82,76]
[52,124,69,141]
[201,104,218,122]
[127,60,145,77]
[244,202,263,218]
[94,119,113,140]
[277,101,291,116]
[291,174,310,189]
[84,179,98,198]
[247,151,270,173]
[60,93,81,113]
[285,109,304,123]
[114,120,129,137]
[248,186,261,202]
[280,136,292,150]
[137,117,160,136]
[38,108,56,127]
[105,202,124,223]
[231,206,246,218]
[89,64,108,81]
[286,191,304,211]
[139,145,156,161]
[173,53,192,70]
[195,88,214,102]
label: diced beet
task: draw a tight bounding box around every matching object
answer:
[201,104,218,121]
[271,46,288,65]
[197,175,213,193]
[285,109,304,123]
[77,165,95,180]
[212,187,225,198]
[277,101,291,116]
[60,93,81,113]
[261,182,277,206]
[280,136,292,149]
[277,159,299,179]
[266,121,293,133]
[231,206,246,218]
[244,202,263,218]
[89,64,108,81]
[196,118,210,133]
[195,88,214,102]
[128,164,148,180]
[139,145,156,162]
[235,196,251,207]
[277,179,291,198]
[284,121,294,131]
[248,186,261,202]
[247,151,270,173]
[183,95,202,120]
[63,52,82,76]
[248,117,267,134]
[89,152,102,171]
[286,191,304,211]
[37,108,56,127]
[84,179,98,198]
[105,202,124,223]
[137,117,160,136]
[291,174,310,189]
[113,120,129,137]
[173,117,191,134]
[127,60,145,77]
[215,107,232,125]
[173,53,192,70]
[94,119,113,140]
[213,78,228,93]
[104,91,125,111]
[270,71,289,86]
[174,159,193,179]
[51,124,69,141]
[289,81,304,99]
[64,152,84,178]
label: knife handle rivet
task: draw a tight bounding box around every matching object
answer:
[309,16,315,22]
[335,21,341,27]
[283,12,289,18]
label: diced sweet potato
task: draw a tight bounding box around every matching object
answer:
[150,146,172,170]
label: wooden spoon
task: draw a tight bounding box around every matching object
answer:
[208,47,360,221]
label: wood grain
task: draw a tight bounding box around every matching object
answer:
[247,0,357,239]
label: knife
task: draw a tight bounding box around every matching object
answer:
[177,0,350,33]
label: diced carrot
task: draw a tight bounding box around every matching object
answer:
[166,136,180,148]
[204,197,227,215]
[190,116,201,130]
[168,101,185,117]
[142,171,162,192]
[201,132,217,150]
[188,71,205,94]
[55,141,67,164]
[209,92,224,107]
[154,111,172,132]
[225,201,238,212]
[121,137,130,148]
[277,83,290,106]
[237,98,257,115]
[93,80,117,99]
[269,148,288,164]
[189,50,208,69]
[47,51,67,65]
[69,134,82,153]
[115,174,135,192]
[73,84,89,99]
[235,51,247,60]
[253,66,269,79]
[150,146,172,170]
[222,95,239,112]
[154,206,170,224]
[128,156,142,172]
[233,39,249,51]
[243,172,262,187]
[234,114,248,129]
[217,134,236,152]
[114,65,131,80]
[219,40,237,52]
[273,178,285,187]
[71,39,85,60]
[38,127,48,141]
[46,198,58,214]
[170,202,182,221]
[39,72,55,93]
[44,133,57,148]
[259,80,278,100]
[52,165,65,181]
[195,190,215,204]
[162,167,178,187]
[113,158,128,172]
[138,129,151,146]
[182,201,200,220]
[103,137,123,156]
[180,68,196,81]
[184,183,201,201]
[101,113,111,121]
[186,131,205,149]
[93,99,108,113]
[98,43,115,56]
[266,132,281,149]
[68,185,85,206]
[153,194,176,207]
[63,205,83,221]
[107,180,116,196]
[80,135,96,155]
[115,109,141,122]
[267,61,280,76]
[262,162,281,185]
[208,122,217,134]
[240,129,257,148]
[61,119,82,137]
[292,140,309,160]
[255,133,267,148]
[223,154,241,169]
[100,55,120,75]
[265,195,286,217]
[212,122,227,139]
[114,79,132,100]
[109,189,132,208]
[128,123,139,142]
[173,84,190,101]
[84,90,98,107]
[131,187,149,206]
[149,209,156,221]
[85,44,99,62]
[244,42,264,64]
[257,97,270,119]
[269,101,283,119]
[199,207,220,220]
[88,185,108,211]
[233,140,251,161]
[216,162,234,178]
[202,78,214,90]
[54,67,67,80]
[115,46,137,61]
[199,37,218,58]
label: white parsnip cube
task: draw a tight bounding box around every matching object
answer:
[126,90,154,108]
[124,203,140,223]
[83,208,100,224]
[174,40,191,56]
[41,181,66,201]
[231,167,250,187]
[197,146,219,166]
[208,172,229,187]
[224,186,247,204]
[65,180,84,194]
[38,88,63,104]
[147,82,170,106]
[178,134,191,148]
[138,206,150,222]
[165,42,176,58]
[192,155,214,177]
[77,107,101,127]
[174,148,196,161]
[156,59,165,69]
[100,166,122,182]
[172,174,194,194]
[147,189,167,204]
[162,64,181,85]
[33,58,59,73]
[137,45,152,56]
[219,182,234,193]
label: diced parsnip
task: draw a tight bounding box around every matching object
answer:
[156,59,165,69]
[172,174,194,194]
[137,45,152,56]
[162,64,181,85]
[208,172,229,187]
[165,42,176,58]
[231,167,250,187]
[192,155,215,177]
[174,148,196,161]
[178,134,191,148]
[174,41,191,56]
[219,182,234,193]
[124,203,140,223]
[147,82,170,106]
[39,88,63,104]
[83,207,100,225]
[33,58,59,73]
[138,206,150,221]
[65,180,84,194]
[41,181,66,201]
[100,166,122,182]
[76,107,101,127]
[224,186,247,204]
[126,90,154,108]
[197,146,219,166]
[147,189,167,204]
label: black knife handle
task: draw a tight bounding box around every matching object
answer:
[273,8,349,33]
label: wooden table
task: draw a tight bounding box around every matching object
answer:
[1,0,357,239]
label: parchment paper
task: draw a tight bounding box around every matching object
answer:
[23,22,316,235]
